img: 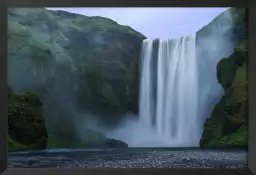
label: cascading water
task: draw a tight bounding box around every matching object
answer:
[105,34,229,148]
[139,35,202,147]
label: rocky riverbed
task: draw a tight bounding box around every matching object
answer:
[8,148,247,168]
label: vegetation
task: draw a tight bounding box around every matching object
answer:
[200,39,248,149]
[8,88,48,152]
[8,7,248,150]
[8,7,145,114]
[8,7,144,149]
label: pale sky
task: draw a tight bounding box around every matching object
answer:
[46,8,228,39]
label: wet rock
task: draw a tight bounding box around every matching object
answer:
[105,139,128,148]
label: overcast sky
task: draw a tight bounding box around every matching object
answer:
[46,8,228,39]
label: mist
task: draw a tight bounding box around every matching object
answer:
[102,8,245,147]
[7,8,246,148]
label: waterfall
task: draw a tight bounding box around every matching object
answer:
[138,35,214,147]
[105,34,226,148]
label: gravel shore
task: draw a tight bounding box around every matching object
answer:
[8,149,248,168]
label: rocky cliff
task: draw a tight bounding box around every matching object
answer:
[200,39,248,149]
[8,7,145,149]
[199,8,248,148]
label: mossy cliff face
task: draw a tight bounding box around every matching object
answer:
[200,39,248,149]
[8,88,48,152]
[196,7,248,149]
[7,8,145,148]
[8,8,145,114]
[196,8,246,44]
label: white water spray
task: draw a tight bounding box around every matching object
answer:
[139,35,202,147]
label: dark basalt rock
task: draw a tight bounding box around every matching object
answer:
[105,138,128,148]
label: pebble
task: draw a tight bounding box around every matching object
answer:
[8,149,248,168]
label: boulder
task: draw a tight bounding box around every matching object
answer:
[105,138,128,148]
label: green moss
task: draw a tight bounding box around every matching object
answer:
[100,82,120,108]
[196,8,246,43]
[8,90,48,151]
[8,7,145,146]
[223,126,248,147]
[207,126,248,148]
[8,135,31,152]
[47,134,84,148]
[8,7,145,116]
[200,39,248,149]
